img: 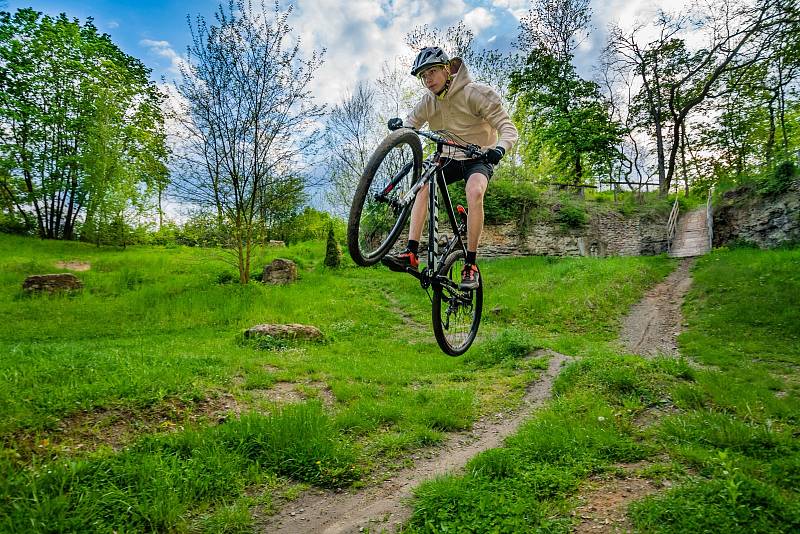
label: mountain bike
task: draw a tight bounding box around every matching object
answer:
[347,127,486,356]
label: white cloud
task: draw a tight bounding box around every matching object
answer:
[464,7,495,34]
[489,0,529,21]
[146,1,526,108]
[290,0,477,106]
[140,39,187,77]
[108,21,119,29]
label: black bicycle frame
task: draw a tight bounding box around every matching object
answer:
[406,144,468,291]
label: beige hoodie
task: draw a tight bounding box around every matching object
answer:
[404,58,518,161]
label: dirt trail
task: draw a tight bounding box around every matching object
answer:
[619,258,695,358]
[258,350,572,534]
[572,258,695,533]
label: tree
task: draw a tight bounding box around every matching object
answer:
[512,0,621,187]
[0,8,168,239]
[512,49,623,186]
[322,82,383,217]
[517,0,592,61]
[324,223,341,268]
[172,0,324,283]
[605,0,795,194]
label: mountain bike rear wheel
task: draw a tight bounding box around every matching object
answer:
[347,129,423,266]
[432,249,483,356]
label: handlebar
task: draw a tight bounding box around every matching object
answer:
[407,128,485,160]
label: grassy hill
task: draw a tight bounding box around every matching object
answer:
[0,234,797,532]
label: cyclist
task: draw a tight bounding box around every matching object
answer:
[383,46,518,290]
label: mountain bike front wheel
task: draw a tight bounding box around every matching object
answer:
[432,249,483,356]
[347,129,423,266]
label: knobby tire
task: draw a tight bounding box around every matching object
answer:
[432,249,483,356]
[347,129,423,266]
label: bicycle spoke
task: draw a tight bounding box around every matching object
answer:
[432,250,482,355]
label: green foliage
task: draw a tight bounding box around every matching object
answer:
[271,207,345,245]
[511,48,623,185]
[553,200,588,228]
[448,176,541,226]
[758,160,798,196]
[0,8,168,241]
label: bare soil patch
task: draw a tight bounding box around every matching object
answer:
[55,260,91,271]
[249,381,336,408]
[256,350,572,534]
[11,394,244,463]
[572,463,665,534]
[619,258,694,358]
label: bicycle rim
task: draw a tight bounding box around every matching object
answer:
[432,250,483,356]
[347,130,422,266]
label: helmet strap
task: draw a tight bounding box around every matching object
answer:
[435,68,453,100]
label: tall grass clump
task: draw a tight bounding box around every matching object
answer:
[465,327,541,368]
[0,403,356,532]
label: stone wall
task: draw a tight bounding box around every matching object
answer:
[713,182,800,248]
[479,212,668,258]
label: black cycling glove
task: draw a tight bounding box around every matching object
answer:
[485,146,505,165]
[387,118,403,131]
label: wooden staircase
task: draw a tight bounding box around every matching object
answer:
[669,207,711,258]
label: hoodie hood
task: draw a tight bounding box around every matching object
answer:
[436,57,470,100]
[404,57,518,160]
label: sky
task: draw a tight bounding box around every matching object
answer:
[5,0,683,106]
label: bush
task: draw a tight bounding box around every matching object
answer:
[758,160,798,196]
[0,212,34,235]
[324,224,341,268]
[554,201,587,228]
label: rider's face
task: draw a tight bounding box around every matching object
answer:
[419,65,448,94]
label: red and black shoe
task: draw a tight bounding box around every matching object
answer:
[459,263,480,290]
[382,249,420,273]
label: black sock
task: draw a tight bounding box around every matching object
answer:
[466,250,477,265]
[407,240,419,255]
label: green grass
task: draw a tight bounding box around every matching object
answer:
[629,247,800,533]
[406,247,800,533]
[0,233,677,531]
[5,235,797,532]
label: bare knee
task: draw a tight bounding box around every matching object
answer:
[465,176,487,206]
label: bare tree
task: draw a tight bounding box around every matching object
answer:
[323,82,384,216]
[606,0,794,194]
[171,0,324,282]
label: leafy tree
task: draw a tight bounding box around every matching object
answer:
[172,0,324,283]
[606,0,795,194]
[511,49,623,186]
[0,8,168,239]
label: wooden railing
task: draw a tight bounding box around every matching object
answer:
[666,196,680,254]
[706,187,714,250]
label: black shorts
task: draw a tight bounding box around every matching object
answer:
[439,158,494,185]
